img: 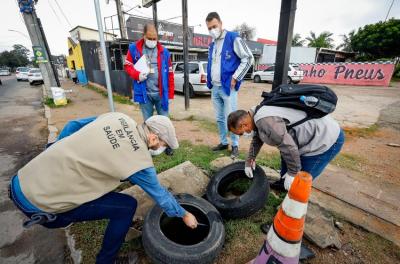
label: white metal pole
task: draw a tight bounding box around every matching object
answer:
[94,0,115,112]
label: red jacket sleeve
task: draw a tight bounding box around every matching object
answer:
[124,49,140,81]
[168,57,175,99]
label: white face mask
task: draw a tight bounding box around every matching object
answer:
[209,28,222,39]
[145,39,157,49]
[149,146,166,156]
[243,131,255,139]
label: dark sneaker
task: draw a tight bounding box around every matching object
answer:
[270,178,286,192]
[230,146,239,159]
[165,147,174,156]
[211,143,229,151]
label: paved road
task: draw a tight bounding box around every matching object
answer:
[0,77,66,263]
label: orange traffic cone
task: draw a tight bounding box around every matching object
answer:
[251,171,312,264]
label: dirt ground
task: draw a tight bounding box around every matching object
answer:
[340,127,400,186]
[51,79,400,263]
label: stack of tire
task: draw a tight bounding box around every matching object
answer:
[142,161,270,264]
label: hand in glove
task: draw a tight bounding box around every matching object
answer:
[139,72,148,82]
[282,173,295,191]
[244,159,256,178]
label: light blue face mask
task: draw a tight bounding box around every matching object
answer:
[149,146,166,156]
[242,131,255,139]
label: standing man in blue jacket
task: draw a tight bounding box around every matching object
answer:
[206,12,254,158]
[124,24,175,121]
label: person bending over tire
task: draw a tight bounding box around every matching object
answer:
[8,112,198,264]
[227,106,344,191]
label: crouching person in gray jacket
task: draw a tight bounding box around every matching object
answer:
[228,105,345,191]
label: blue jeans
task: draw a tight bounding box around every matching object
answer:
[280,129,345,179]
[140,93,168,121]
[211,86,239,147]
[16,192,137,264]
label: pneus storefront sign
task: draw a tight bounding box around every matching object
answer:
[299,62,396,87]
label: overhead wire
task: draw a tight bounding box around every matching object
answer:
[53,0,72,28]
[385,0,396,21]
[47,0,65,27]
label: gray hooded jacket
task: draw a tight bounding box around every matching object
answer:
[248,106,340,176]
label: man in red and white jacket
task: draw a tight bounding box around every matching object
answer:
[124,23,174,121]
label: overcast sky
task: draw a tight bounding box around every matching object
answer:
[1,0,399,56]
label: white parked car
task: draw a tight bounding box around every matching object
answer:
[0,69,11,76]
[16,67,30,81]
[28,68,44,85]
[252,64,304,84]
[173,61,209,98]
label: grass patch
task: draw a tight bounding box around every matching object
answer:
[390,77,400,84]
[343,124,379,139]
[170,115,218,134]
[217,192,285,263]
[196,119,218,134]
[85,84,133,105]
[43,97,71,108]
[69,140,284,263]
[332,152,365,172]
[225,178,252,195]
[238,151,281,171]
[152,140,222,173]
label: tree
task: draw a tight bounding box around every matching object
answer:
[306,31,335,49]
[292,33,305,47]
[0,44,30,68]
[12,44,30,58]
[351,18,400,60]
[336,31,355,52]
[233,23,256,41]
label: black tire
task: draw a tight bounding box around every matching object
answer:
[287,76,293,84]
[206,161,269,219]
[189,84,195,98]
[142,194,225,264]
[17,79,21,82]
[292,80,300,84]
[254,75,261,83]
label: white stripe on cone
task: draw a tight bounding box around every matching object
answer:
[267,227,301,258]
[281,195,308,219]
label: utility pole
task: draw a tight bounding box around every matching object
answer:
[36,17,60,87]
[182,0,189,110]
[94,0,115,112]
[115,0,127,39]
[152,2,158,28]
[272,0,297,91]
[17,0,59,97]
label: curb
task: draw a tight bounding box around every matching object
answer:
[41,85,81,264]
[41,85,59,143]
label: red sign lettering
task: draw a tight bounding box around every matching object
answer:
[299,63,395,87]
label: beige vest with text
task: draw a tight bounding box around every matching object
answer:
[18,112,153,213]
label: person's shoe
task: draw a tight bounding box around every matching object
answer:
[270,178,286,192]
[230,146,239,159]
[165,147,174,156]
[211,143,229,151]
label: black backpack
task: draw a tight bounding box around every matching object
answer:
[255,84,338,129]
